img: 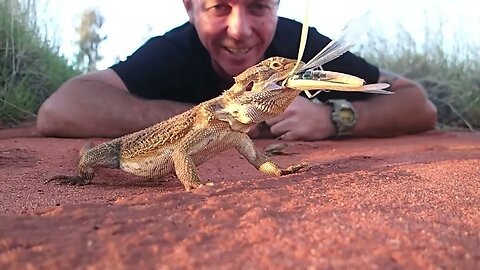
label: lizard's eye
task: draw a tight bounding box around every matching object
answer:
[270,61,282,69]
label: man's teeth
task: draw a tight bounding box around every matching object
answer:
[226,48,249,54]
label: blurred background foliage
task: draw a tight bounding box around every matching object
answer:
[0,0,478,131]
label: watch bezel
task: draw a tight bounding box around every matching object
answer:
[326,99,357,137]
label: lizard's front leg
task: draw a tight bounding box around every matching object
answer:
[233,133,308,176]
[171,148,208,191]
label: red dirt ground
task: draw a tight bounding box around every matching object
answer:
[0,125,479,269]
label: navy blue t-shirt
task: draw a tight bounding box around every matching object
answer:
[111,17,380,103]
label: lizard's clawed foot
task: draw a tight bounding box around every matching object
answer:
[280,161,309,175]
[190,181,216,196]
[184,180,214,192]
[45,175,89,186]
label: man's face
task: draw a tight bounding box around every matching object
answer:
[184,0,279,77]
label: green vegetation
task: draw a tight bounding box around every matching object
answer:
[0,0,80,126]
[0,1,478,130]
[357,26,480,131]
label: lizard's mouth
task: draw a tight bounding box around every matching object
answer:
[246,81,284,92]
[245,81,254,91]
[265,82,284,91]
[277,79,289,87]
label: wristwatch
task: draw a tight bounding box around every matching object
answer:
[325,99,357,137]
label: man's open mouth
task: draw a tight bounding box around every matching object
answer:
[224,47,251,55]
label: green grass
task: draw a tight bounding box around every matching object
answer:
[0,1,478,131]
[0,0,80,126]
[356,26,480,131]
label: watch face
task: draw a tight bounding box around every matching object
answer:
[339,109,354,126]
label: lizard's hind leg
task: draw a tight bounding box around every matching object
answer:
[46,141,121,185]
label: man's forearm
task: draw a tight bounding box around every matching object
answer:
[352,78,437,137]
[37,76,194,138]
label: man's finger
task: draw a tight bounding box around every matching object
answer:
[248,122,275,139]
[278,131,297,141]
[269,118,292,137]
[265,113,287,126]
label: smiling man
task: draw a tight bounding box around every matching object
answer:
[37,0,437,140]
[185,0,279,77]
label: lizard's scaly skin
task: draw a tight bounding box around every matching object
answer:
[47,57,307,191]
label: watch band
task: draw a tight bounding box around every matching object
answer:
[326,99,357,137]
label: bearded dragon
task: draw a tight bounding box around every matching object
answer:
[46,57,310,191]
[47,51,392,191]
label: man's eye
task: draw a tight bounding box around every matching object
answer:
[248,2,271,16]
[252,3,267,9]
[207,4,231,16]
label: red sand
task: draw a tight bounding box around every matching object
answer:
[0,125,479,269]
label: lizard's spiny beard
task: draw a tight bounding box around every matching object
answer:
[241,87,301,123]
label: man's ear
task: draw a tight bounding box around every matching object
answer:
[183,0,194,23]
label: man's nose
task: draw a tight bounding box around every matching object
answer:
[226,7,252,39]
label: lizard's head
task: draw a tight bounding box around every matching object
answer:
[255,56,303,83]
[220,57,305,126]
[234,57,304,87]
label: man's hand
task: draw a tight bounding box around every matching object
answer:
[248,96,336,141]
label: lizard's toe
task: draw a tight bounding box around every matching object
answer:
[205,180,214,187]
[185,183,202,192]
[45,175,89,186]
[191,182,216,196]
[184,183,198,192]
[184,180,213,191]
[280,161,309,175]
